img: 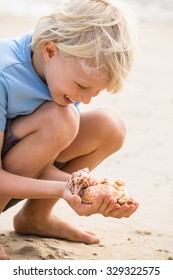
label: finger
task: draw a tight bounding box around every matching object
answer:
[90,193,105,212]
[74,201,98,216]
[68,194,81,206]
[83,193,110,216]
[109,204,130,218]
[102,198,120,217]
[97,193,113,214]
[111,202,139,218]
[123,203,139,217]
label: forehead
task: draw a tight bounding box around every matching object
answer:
[66,58,110,89]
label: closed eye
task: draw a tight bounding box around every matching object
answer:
[76,83,88,90]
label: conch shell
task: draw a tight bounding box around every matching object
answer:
[68,168,133,205]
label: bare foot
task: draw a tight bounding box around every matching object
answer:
[0,244,8,260]
[13,211,100,244]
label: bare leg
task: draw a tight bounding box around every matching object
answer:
[13,107,125,244]
[2,102,79,178]
[0,101,80,258]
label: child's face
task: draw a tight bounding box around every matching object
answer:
[43,45,110,106]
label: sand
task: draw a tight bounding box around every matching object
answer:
[0,14,173,260]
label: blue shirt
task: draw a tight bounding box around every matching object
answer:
[0,33,80,130]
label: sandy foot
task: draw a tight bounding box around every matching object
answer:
[13,212,100,245]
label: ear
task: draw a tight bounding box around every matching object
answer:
[42,41,58,62]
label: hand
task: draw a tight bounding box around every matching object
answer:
[80,194,139,218]
[98,196,139,218]
[63,184,100,216]
[63,184,139,218]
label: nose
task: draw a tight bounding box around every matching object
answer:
[80,90,100,104]
[81,94,92,104]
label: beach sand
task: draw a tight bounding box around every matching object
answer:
[0,15,173,260]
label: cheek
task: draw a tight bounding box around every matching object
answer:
[44,63,80,96]
[45,65,59,91]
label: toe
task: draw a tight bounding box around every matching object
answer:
[82,231,100,244]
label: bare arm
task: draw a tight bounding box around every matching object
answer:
[0,131,66,199]
[0,131,138,218]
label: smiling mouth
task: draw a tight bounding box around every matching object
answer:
[64,95,76,103]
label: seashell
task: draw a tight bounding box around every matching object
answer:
[68,168,133,205]
[81,184,121,203]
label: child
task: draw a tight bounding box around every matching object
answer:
[0,0,139,259]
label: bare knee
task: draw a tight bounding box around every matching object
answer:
[95,107,126,154]
[2,103,80,176]
[39,102,80,149]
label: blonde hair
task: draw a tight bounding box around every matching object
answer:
[31,0,138,93]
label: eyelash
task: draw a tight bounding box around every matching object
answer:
[76,83,87,90]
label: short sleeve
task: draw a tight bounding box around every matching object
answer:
[0,73,8,130]
[74,102,81,111]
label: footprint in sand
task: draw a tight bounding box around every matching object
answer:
[17,245,41,255]
[17,245,57,260]
[23,239,34,243]
[20,244,72,260]
[135,230,152,236]
[0,233,6,237]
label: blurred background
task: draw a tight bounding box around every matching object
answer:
[0,0,173,20]
[0,0,173,37]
